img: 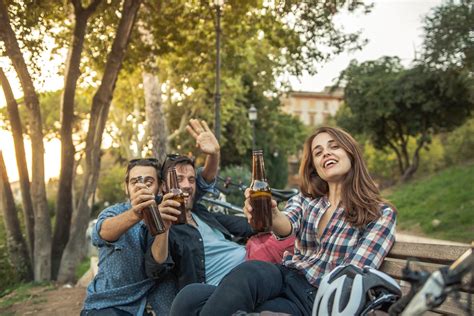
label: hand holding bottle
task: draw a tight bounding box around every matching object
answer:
[157,192,184,229]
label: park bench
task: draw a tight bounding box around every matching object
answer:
[380,241,473,315]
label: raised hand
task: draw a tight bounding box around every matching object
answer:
[186,119,220,155]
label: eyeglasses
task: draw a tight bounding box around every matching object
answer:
[128,158,158,165]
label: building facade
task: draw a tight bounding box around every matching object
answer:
[281,87,344,126]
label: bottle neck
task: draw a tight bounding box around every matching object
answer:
[168,168,180,190]
[252,154,266,181]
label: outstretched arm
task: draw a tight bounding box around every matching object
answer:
[186,119,220,183]
[99,182,155,242]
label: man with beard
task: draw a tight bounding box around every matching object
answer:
[82,119,219,315]
[145,124,256,291]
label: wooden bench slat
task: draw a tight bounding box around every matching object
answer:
[388,242,469,264]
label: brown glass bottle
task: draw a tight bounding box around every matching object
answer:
[167,167,187,225]
[136,176,166,236]
[249,150,272,232]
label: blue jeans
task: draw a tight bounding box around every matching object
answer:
[170,260,317,316]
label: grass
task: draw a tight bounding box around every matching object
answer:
[0,282,52,310]
[385,162,474,243]
[75,256,91,280]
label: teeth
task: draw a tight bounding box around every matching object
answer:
[324,160,337,168]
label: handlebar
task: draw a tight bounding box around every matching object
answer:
[389,242,474,315]
[214,176,299,203]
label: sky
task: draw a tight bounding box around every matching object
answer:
[0,0,445,181]
[290,0,444,91]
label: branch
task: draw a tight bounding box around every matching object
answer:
[167,109,189,142]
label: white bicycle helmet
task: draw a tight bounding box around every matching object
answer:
[312,264,402,316]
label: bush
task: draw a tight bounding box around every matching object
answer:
[443,117,474,165]
[218,165,251,207]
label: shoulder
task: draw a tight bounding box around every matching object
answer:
[379,204,397,219]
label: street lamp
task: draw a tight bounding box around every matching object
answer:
[248,105,257,150]
[214,0,224,142]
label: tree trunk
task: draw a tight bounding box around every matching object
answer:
[0,151,33,281]
[143,72,168,164]
[400,138,424,182]
[0,1,51,281]
[0,67,35,262]
[52,0,102,280]
[137,20,168,164]
[57,0,143,283]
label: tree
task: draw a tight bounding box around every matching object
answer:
[52,0,102,280]
[336,57,474,181]
[0,67,34,262]
[422,0,473,71]
[1,0,369,283]
[58,0,143,283]
[0,150,33,281]
[0,0,52,280]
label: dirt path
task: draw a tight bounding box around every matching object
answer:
[0,285,86,315]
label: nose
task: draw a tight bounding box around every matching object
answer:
[180,178,192,190]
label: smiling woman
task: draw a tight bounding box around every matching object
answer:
[0,130,61,182]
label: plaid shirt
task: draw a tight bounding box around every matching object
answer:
[282,193,396,287]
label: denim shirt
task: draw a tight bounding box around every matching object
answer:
[83,167,215,315]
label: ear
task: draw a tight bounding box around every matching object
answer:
[124,182,130,197]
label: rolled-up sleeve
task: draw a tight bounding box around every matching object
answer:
[195,167,216,201]
[144,246,175,279]
[345,205,397,269]
[283,193,307,234]
[92,205,128,249]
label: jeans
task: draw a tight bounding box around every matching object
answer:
[170,260,317,316]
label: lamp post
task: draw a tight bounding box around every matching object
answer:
[248,105,257,150]
[214,0,224,142]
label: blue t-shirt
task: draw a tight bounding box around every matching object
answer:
[193,213,246,286]
[83,167,215,314]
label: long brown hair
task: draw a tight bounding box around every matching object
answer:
[299,126,392,228]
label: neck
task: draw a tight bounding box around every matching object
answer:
[327,182,342,206]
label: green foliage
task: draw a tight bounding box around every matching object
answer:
[0,215,18,294]
[218,165,251,207]
[362,142,398,186]
[442,117,474,165]
[0,282,53,309]
[75,257,90,281]
[97,164,126,211]
[386,162,474,242]
[422,0,474,71]
[336,57,474,180]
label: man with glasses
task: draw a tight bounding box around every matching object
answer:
[82,119,219,315]
[144,132,255,293]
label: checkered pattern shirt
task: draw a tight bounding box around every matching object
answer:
[282,193,396,287]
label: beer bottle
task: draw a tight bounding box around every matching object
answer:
[167,167,187,225]
[249,150,272,232]
[136,176,166,236]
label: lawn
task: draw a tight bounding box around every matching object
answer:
[385,162,474,243]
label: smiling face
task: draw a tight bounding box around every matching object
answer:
[174,162,196,210]
[311,132,352,184]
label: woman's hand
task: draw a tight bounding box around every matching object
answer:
[243,188,278,224]
[158,192,182,230]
